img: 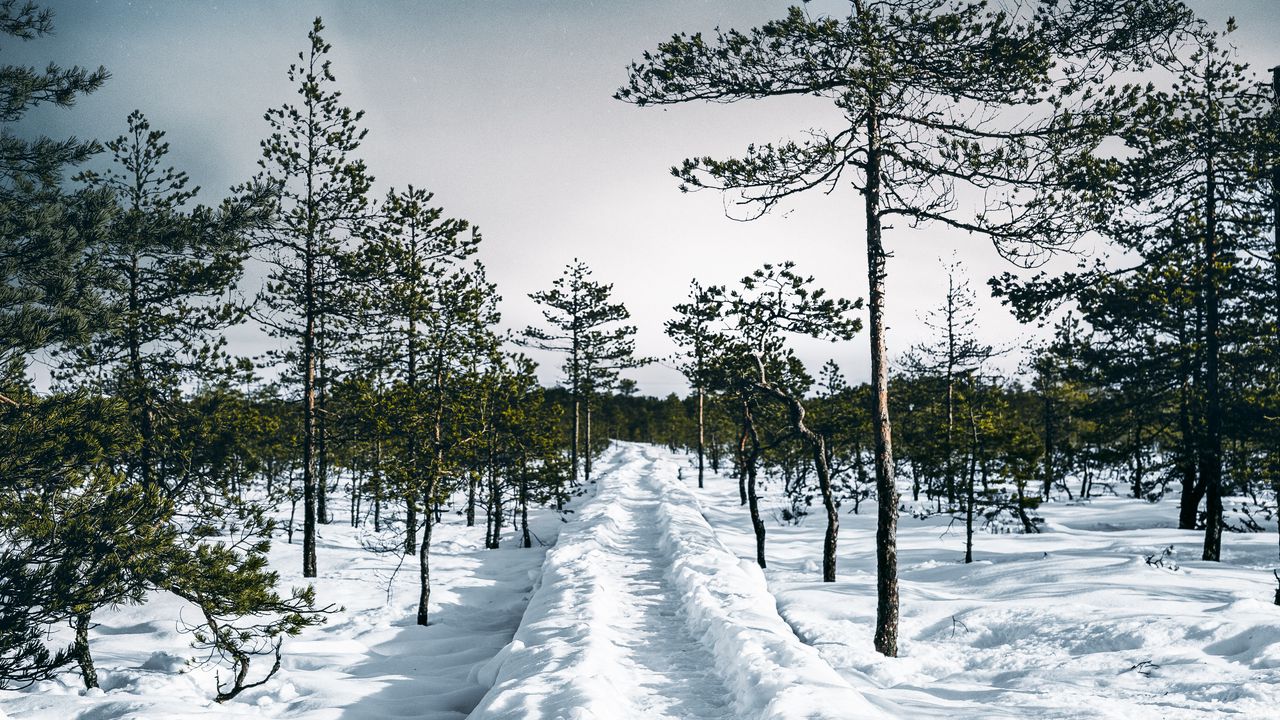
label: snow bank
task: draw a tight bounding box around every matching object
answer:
[646,452,885,720]
[467,450,640,719]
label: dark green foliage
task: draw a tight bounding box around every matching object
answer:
[0,392,141,687]
[0,0,110,377]
[59,110,263,492]
[992,23,1277,560]
[165,537,327,703]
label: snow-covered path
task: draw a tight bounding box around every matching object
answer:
[470,442,883,720]
[587,470,735,718]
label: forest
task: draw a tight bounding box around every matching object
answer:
[1,0,1277,718]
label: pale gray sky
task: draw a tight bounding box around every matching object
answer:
[15,0,1278,395]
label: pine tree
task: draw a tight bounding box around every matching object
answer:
[410,266,500,625]
[995,23,1273,560]
[59,110,264,492]
[522,260,643,491]
[0,0,110,388]
[0,0,117,688]
[255,17,372,578]
[667,280,719,488]
[618,0,1191,656]
[345,183,495,626]
[902,259,997,512]
[350,184,479,554]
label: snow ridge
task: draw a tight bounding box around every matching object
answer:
[646,447,885,720]
[469,442,883,720]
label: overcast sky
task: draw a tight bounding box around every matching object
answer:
[14,0,1278,395]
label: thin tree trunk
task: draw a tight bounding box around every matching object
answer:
[317,345,329,525]
[521,459,532,549]
[1270,67,1279,561]
[416,487,435,626]
[571,396,580,491]
[585,404,593,482]
[302,260,318,578]
[752,366,838,581]
[488,459,502,549]
[405,496,417,555]
[945,295,956,509]
[710,428,721,473]
[815,434,838,581]
[697,387,705,488]
[865,107,899,658]
[1132,426,1145,500]
[743,402,766,569]
[1178,339,1202,528]
[736,428,748,506]
[965,404,978,564]
[1201,79,1224,562]
[466,471,477,527]
[1042,378,1055,499]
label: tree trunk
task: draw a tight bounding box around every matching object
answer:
[1201,86,1224,562]
[710,428,721,473]
[317,349,329,525]
[1042,379,1055,499]
[73,611,98,690]
[571,396,580,492]
[520,459,532,549]
[302,260,318,578]
[736,428,748,506]
[945,325,956,509]
[697,388,705,488]
[815,436,838,581]
[1270,67,1279,562]
[405,496,417,555]
[487,460,502,550]
[466,471,477,527]
[416,489,434,626]
[743,402,766,569]
[1177,351,1202,528]
[865,108,899,658]
[753,368,838,581]
[584,404,593,483]
[966,401,980,563]
[1132,427,1145,500]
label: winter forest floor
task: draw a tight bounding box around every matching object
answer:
[3,442,1279,719]
[0,490,566,720]
[691,452,1280,719]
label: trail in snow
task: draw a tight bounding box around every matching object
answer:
[470,442,883,720]
[595,464,734,719]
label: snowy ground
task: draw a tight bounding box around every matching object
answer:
[6,443,1277,719]
[684,449,1280,719]
[1,494,563,720]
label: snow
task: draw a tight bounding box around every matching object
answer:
[684,449,1280,719]
[1,497,562,720]
[5,441,1277,720]
[471,442,884,720]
